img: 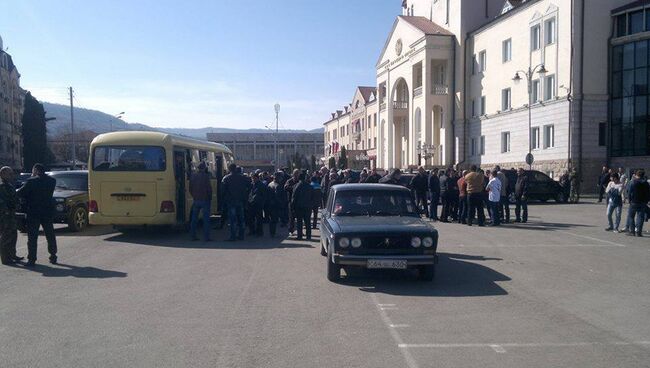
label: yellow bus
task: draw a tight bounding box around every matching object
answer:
[88,131,234,227]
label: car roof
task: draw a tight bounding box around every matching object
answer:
[331,183,410,193]
[48,170,88,175]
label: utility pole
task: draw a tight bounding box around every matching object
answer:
[69,87,76,169]
[274,103,280,172]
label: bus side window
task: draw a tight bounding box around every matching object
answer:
[185,149,192,180]
[207,152,217,178]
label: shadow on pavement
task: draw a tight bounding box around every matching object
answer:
[497,221,592,231]
[104,229,317,250]
[19,263,127,279]
[341,252,509,297]
[52,225,118,237]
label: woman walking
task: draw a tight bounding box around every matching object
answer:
[605,173,624,233]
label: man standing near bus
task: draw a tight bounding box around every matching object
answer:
[16,164,58,266]
[189,162,212,241]
[222,164,250,241]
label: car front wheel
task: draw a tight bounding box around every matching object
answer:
[555,191,568,203]
[327,248,341,282]
[418,265,435,282]
[68,206,88,232]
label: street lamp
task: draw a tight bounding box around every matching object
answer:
[110,112,125,132]
[416,142,436,166]
[513,64,547,169]
[273,103,280,171]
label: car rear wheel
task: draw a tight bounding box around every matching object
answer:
[418,265,435,282]
[68,206,88,232]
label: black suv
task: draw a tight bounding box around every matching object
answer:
[503,169,567,203]
[16,171,90,232]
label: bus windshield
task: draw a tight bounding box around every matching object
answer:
[92,146,166,172]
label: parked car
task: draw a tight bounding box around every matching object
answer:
[319,184,439,282]
[503,169,567,203]
[16,170,90,232]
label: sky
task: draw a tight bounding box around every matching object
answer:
[0,0,399,130]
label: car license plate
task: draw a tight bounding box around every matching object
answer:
[117,196,140,201]
[367,260,407,269]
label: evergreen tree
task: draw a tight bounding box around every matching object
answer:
[338,146,348,169]
[328,157,336,170]
[22,92,54,169]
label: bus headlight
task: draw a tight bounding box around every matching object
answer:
[411,237,422,248]
[351,238,362,248]
[338,237,350,248]
[422,237,434,248]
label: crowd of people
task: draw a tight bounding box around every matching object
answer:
[597,166,649,237]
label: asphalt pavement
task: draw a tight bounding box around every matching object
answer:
[0,199,649,368]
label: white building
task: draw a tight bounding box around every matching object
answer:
[324,0,650,189]
[0,34,25,169]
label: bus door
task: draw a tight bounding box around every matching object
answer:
[173,149,188,223]
[215,154,224,214]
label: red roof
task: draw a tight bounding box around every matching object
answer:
[398,16,453,36]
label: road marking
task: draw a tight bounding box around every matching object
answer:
[555,229,626,247]
[371,294,419,368]
[399,341,650,350]
[380,306,398,311]
[389,324,410,328]
[378,304,396,307]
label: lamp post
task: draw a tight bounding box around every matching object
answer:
[513,64,547,169]
[416,142,436,167]
[110,112,125,132]
[274,103,280,171]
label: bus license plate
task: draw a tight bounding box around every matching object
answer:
[117,196,140,201]
[367,260,407,269]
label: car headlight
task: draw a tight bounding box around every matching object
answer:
[55,204,65,212]
[411,237,421,248]
[338,237,350,248]
[351,238,362,248]
[422,237,434,248]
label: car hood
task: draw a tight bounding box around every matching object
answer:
[53,189,86,199]
[330,215,435,234]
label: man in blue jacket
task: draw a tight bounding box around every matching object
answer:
[627,170,649,237]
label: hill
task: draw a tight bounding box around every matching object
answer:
[41,102,323,139]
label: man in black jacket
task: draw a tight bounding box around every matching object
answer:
[248,173,267,236]
[598,166,611,203]
[438,170,450,222]
[16,164,58,266]
[291,173,312,240]
[222,164,250,241]
[365,168,381,183]
[428,168,440,220]
[514,168,529,223]
[627,170,649,237]
[410,166,428,214]
[284,169,301,235]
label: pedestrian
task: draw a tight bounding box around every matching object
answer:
[310,176,322,229]
[559,170,570,201]
[189,162,212,241]
[465,165,486,226]
[365,168,381,183]
[618,168,629,203]
[0,167,23,265]
[379,169,402,185]
[598,166,610,203]
[16,163,58,266]
[438,169,450,222]
[569,168,580,203]
[320,167,330,208]
[604,172,624,233]
[626,169,650,237]
[221,163,250,241]
[496,166,510,223]
[248,173,267,236]
[343,170,356,184]
[291,173,312,240]
[265,175,282,238]
[486,169,502,226]
[428,168,440,220]
[514,168,529,223]
[457,170,468,224]
[448,169,460,221]
[410,166,428,214]
[284,169,301,235]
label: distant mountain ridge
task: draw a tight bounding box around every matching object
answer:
[41,102,323,139]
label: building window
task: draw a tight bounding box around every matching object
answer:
[470,138,477,156]
[502,38,512,62]
[374,137,377,148]
[629,10,644,35]
[532,79,540,103]
[478,50,486,72]
[531,127,540,150]
[617,14,627,37]
[544,124,555,148]
[374,113,377,127]
[480,96,486,115]
[471,99,476,117]
[501,132,511,153]
[480,135,485,155]
[545,18,556,45]
[531,24,541,50]
[501,88,511,111]
[544,75,555,100]
[598,122,607,146]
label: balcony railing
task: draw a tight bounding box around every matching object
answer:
[432,84,449,95]
[393,101,408,110]
[413,86,423,97]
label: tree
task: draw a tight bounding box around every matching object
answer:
[328,157,336,170]
[338,146,348,169]
[22,92,54,169]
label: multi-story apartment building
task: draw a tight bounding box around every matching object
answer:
[324,0,650,189]
[0,35,25,169]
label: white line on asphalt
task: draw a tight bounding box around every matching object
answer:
[378,304,396,307]
[399,341,650,350]
[555,229,626,247]
[370,293,419,368]
[380,307,399,311]
[389,324,411,328]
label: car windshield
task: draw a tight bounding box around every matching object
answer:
[332,190,418,217]
[92,146,166,172]
[50,173,88,191]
